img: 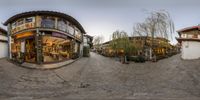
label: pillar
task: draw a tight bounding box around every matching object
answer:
[7,23,12,59]
[35,28,43,64]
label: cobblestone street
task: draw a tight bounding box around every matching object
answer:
[0,52,200,100]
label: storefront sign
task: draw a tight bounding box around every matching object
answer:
[15,32,34,39]
[52,32,67,39]
[11,17,36,34]
[12,23,35,34]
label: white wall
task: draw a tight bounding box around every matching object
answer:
[0,42,8,58]
[0,35,7,41]
[0,35,8,58]
[181,41,200,59]
[80,43,83,56]
[83,36,87,46]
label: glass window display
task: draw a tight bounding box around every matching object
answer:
[41,16,55,28]
[12,22,17,29]
[57,18,68,32]
[42,35,72,62]
[75,28,82,40]
[11,40,21,60]
[17,19,24,26]
[25,17,34,23]
[68,23,74,35]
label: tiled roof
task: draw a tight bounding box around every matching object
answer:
[177,26,200,32]
[102,36,169,45]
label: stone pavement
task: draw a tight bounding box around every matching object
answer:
[21,59,75,69]
[0,52,200,100]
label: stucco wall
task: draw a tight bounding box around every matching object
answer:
[0,35,7,41]
[0,35,8,58]
[0,42,8,58]
[181,41,200,59]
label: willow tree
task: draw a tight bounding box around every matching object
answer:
[93,35,104,52]
[133,10,174,59]
[132,22,149,57]
[110,30,135,63]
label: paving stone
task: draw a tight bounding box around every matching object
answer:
[0,53,200,99]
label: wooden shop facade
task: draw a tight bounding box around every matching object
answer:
[4,11,86,64]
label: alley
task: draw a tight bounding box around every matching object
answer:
[0,52,200,100]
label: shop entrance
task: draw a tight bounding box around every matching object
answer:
[25,38,36,62]
[11,32,36,63]
[11,38,36,63]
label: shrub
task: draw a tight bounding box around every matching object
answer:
[136,55,145,63]
[127,56,145,63]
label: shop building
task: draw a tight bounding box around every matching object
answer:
[4,11,86,64]
[176,26,200,60]
[129,36,173,60]
[100,36,174,60]
[83,34,93,48]
[0,27,8,58]
[83,34,93,57]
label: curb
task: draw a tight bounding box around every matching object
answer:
[8,57,81,70]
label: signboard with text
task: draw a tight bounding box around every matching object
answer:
[11,17,36,34]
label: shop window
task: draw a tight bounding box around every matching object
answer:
[75,28,82,39]
[11,40,21,59]
[25,17,34,23]
[12,22,17,29]
[17,19,24,26]
[41,16,55,28]
[74,42,79,53]
[193,34,198,38]
[24,17,35,29]
[68,23,74,35]
[42,35,73,63]
[188,34,193,38]
[83,37,88,46]
[198,35,200,39]
[57,19,67,32]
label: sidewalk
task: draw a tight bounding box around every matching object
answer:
[21,59,75,69]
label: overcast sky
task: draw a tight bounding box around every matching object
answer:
[0,0,200,44]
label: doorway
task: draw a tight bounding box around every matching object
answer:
[25,38,36,62]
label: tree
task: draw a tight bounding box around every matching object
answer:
[93,35,104,52]
[133,10,175,60]
[110,30,135,63]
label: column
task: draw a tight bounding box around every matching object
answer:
[7,23,12,59]
[35,28,43,64]
[55,17,58,29]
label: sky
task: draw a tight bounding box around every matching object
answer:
[0,0,200,44]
